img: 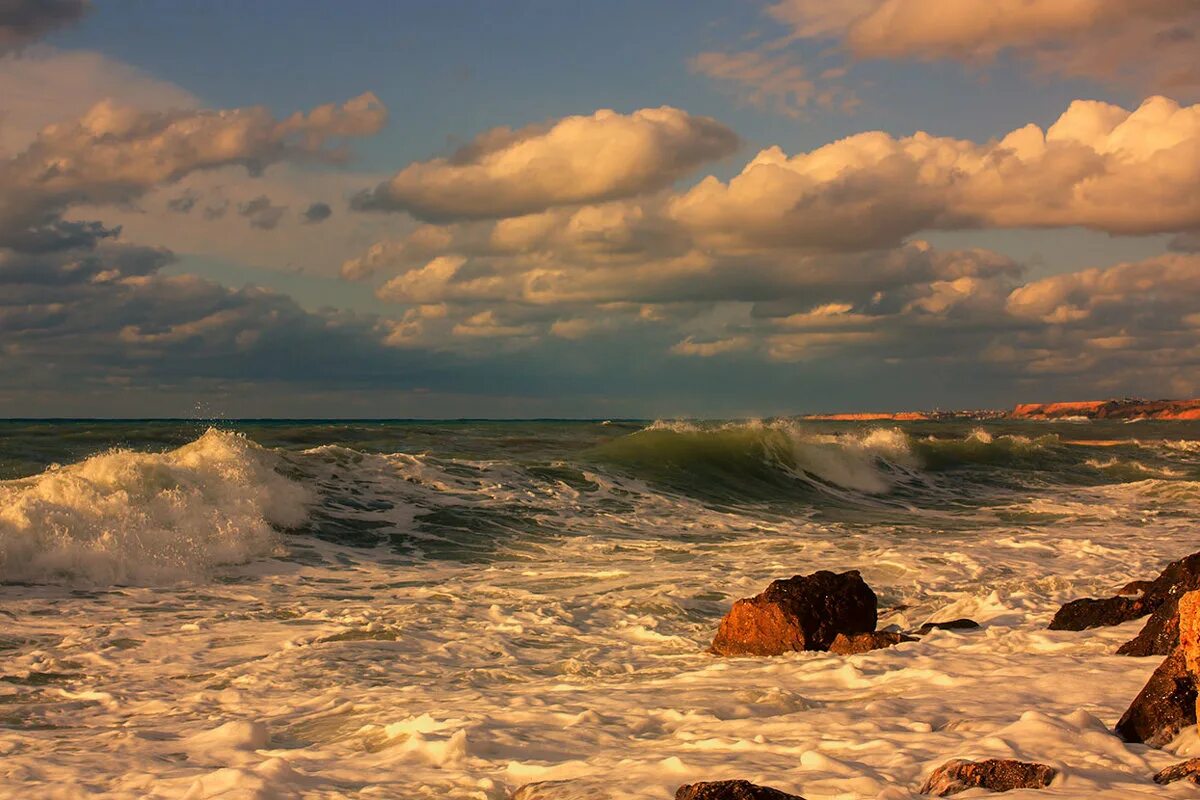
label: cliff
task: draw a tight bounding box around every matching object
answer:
[1010,399,1200,421]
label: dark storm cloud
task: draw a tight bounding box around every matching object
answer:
[237,195,286,230]
[301,201,332,224]
[0,0,89,55]
[167,191,199,214]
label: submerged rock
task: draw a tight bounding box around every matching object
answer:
[918,758,1056,796]
[829,630,915,655]
[1114,648,1197,747]
[675,779,806,800]
[913,619,980,635]
[710,570,877,657]
[511,781,608,800]
[1154,758,1200,785]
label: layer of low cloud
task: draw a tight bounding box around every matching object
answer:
[351,106,739,221]
[768,0,1200,93]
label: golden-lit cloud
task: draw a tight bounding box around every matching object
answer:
[351,107,739,221]
[670,96,1200,247]
[768,0,1200,91]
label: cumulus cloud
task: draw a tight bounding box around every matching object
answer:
[767,0,1200,92]
[0,0,88,56]
[669,96,1200,248]
[351,106,738,221]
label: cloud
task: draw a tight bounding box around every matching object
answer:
[237,195,286,230]
[0,91,387,251]
[669,95,1200,249]
[301,201,332,224]
[767,0,1200,92]
[167,190,199,214]
[351,106,739,221]
[688,50,858,117]
[0,0,88,56]
[0,49,199,156]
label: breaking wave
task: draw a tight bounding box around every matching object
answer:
[0,429,312,585]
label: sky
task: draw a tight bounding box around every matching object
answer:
[0,0,1198,418]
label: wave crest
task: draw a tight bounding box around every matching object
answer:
[0,429,311,585]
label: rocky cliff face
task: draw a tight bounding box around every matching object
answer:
[1010,398,1200,420]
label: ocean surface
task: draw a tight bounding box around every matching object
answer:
[3,418,1200,799]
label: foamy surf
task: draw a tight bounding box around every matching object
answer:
[1,418,1200,798]
[0,429,311,585]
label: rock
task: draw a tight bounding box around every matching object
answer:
[918,759,1056,796]
[1048,596,1144,631]
[1115,648,1197,747]
[710,570,877,657]
[1044,551,1200,651]
[1154,758,1200,785]
[1116,552,1200,656]
[1176,589,1200,675]
[829,631,916,655]
[511,781,608,799]
[675,780,806,800]
[1119,579,1155,596]
[914,619,980,635]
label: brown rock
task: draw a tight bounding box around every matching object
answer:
[918,759,1056,796]
[1115,648,1197,747]
[675,780,806,800]
[1048,596,1145,631]
[829,631,916,655]
[710,570,877,657]
[1117,552,1200,656]
[1154,758,1200,785]
[1177,590,1200,675]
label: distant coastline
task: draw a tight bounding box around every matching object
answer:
[803,398,1200,422]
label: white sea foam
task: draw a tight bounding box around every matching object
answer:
[3,427,1200,798]
[0,429,311,585]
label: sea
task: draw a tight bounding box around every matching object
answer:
[2,418,1200,798]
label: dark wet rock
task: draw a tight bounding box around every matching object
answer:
[1119,579,1156,596]
[918,758,1056,796]
[710,570,877,657]
[675,779,806,800]
[1118,553,1200,655]
[1115,648,1197,747]
[1120,603,1187,657]
[1154,758,1200,785]
[829,630,916,655]
[1048,596,1145,631]
[913,619,980,635]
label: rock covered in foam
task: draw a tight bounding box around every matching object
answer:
[1114,648,1197,747]
[675,779,806,800]
[709,570,877,657]
[918,758,1056,796]
[829,630,915,655]
[511,780,609,799]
